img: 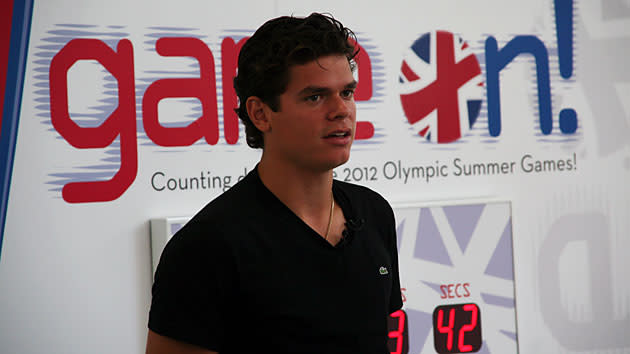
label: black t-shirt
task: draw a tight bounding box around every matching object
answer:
[148,167,402,353]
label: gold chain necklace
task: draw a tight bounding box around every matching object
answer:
[324,195,335,240]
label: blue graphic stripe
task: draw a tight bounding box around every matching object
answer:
[0,0,34,260]
[480,292,515,308]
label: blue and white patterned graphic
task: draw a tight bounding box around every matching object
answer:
[394,202,518,353]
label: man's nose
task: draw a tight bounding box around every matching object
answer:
[327,94,353,120]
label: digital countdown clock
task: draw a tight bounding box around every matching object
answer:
[388,202,518,353]
[387,304,482,354]
[432,303,482,353]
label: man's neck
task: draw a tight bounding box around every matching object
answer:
[257,156,334,233]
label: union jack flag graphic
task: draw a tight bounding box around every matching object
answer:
[399,31,484,143]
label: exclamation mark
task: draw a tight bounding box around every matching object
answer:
[555,0,578,134]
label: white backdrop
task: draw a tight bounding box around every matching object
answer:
[0,0,629,353]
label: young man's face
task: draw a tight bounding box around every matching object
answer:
[263,55,357,172]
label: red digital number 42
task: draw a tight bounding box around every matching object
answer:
[434,303,481,353]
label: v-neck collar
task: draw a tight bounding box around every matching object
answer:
[249,166,359,248]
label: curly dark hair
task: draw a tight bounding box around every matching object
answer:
[233,13,359,148]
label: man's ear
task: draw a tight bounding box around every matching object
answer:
[246,97,272,133]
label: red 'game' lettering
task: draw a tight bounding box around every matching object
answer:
[349,39,374,140]
[50,39,137,203]
[221,36,248,145]
[49,36,377,203]
[142,37,219,146]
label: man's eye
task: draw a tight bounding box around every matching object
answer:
[341,90,354,98]
[306,95,321,102]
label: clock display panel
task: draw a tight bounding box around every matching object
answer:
[389,202,518,353]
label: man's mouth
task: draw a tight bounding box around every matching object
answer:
[324,130,351,138]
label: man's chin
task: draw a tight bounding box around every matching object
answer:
[327,154,351,171]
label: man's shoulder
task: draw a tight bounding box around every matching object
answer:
[191,170,260,223]
[167,171,261,246]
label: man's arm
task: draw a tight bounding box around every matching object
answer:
[146,330,218,354]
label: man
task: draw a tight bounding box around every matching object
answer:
[146,13,402,354]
